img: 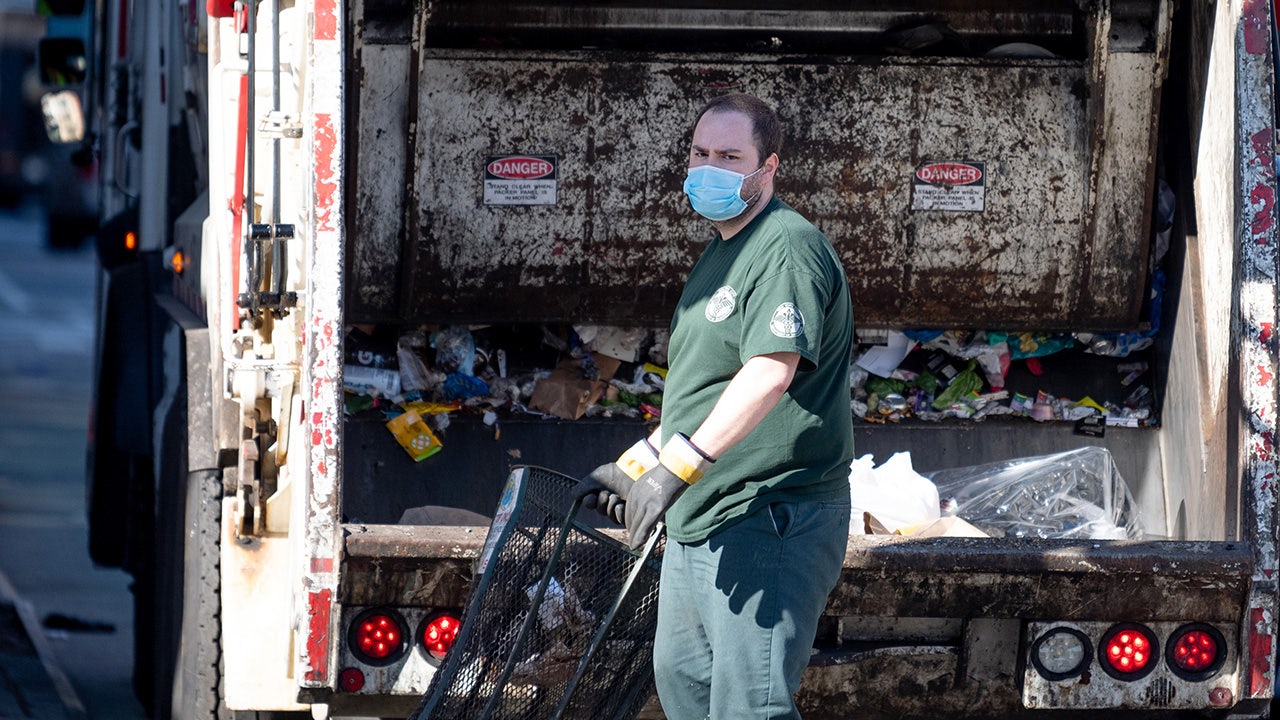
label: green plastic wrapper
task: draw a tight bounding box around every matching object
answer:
[932,360,983,411]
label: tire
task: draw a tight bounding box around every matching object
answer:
[168,468,231,720]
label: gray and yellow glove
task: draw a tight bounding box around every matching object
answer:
[625,433,714,549]
[575,437,660,524]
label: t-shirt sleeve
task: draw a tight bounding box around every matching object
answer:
[739,265,828,372]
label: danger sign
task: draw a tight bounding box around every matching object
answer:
[911,160,986,212]
[484,154,557,205]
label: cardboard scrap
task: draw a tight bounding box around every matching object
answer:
[575,325,648,363]
[904,516,989,537]
[864,512,988,538]
[529,360,608,420]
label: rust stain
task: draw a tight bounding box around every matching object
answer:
[337,47,1157,329]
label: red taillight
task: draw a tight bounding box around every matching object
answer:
[1108,631,1151,671]
[339,667,365,692]
[1100,623,1158,680]
[420,613,461,661]
[359,616,401,658]
[347,608,408,666]
[1172,630,1216,671]
[1167,623,1227,680]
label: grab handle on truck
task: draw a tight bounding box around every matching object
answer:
[113,120,139,198]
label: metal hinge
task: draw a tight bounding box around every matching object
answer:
[238,223,298,319]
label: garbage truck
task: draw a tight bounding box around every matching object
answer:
[51,0,1280,716]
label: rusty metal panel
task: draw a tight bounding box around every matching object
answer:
[397,48,1158,329]
[338,526,1252,621]
[827,536,1252,621]
[797,650,987,719]
[341,525,480,606]
[349,41,412,318]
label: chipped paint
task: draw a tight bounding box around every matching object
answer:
[313,115,338,233]
[1235,0,1280,701]
[298,0,345,691]
[303,588,333,683]
[313,0,337,42]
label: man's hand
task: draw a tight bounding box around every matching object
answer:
[623,464,687,549]
[624,433,714,549]
[574,437,660,524]
[575,462,632,524]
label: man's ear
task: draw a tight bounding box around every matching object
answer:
[765,152,780,177]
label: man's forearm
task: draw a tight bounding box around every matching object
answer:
[687,352,799,459]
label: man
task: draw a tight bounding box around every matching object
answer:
[578,92,854,720]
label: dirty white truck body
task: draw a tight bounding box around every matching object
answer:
[83,0,1280,717]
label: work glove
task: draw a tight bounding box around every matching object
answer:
[625,433,715,550]
[575,437,660,524]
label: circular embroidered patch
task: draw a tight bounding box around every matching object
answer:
[769,302,804,338]
[705,285,737,323]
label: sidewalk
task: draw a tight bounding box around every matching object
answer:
[0,568,83,720]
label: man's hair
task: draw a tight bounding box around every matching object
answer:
[694,92,783,162]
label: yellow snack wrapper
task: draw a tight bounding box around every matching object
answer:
[402,400,462,416]
[1068,395,1108,414]
[386,409,443,462]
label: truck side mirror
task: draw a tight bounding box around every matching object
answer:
[40,90,85,143]
[36,38,87,87]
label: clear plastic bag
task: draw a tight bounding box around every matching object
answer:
[924,446,1143,540]
[433,325,477,375]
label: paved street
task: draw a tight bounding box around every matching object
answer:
[0,203,147,720]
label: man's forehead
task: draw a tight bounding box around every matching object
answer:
[692,110,757,153]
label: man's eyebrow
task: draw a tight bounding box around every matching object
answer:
[690,143,743,155]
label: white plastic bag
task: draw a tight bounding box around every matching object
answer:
[848,452,940,535]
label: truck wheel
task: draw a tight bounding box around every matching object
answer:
[168,468,231,720]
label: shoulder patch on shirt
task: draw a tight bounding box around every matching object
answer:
[705,285,737,323]
[769,302,805,338]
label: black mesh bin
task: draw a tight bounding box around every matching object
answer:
[410,465,664,720]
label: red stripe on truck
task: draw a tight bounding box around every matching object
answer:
[1244,0,1270,55]
[1249,606,1274,696]
[314,113,337,232]
[314,0,337,40]
[305,589,333,683]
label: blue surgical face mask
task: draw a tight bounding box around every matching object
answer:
[683,164,764,221]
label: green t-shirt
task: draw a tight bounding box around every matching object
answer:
[661,197,855,543]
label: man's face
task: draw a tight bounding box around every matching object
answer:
[687,108,775,220]
[689,109,761,174]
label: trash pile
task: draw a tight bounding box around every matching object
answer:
[850,321,1160,429]
[849,447,1146,540]
[342,323,671,461]
[342,315,1163,462]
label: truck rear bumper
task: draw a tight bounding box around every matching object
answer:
[339,526,1257,716]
